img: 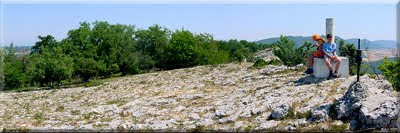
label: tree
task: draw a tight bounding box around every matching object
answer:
[27,41,73,87]
[195,33,230,65]
[31,35,58,54]
[3,43,28,89]
[135,24,170,56]
[74,57,102,81]
[163,29,201,69]
[0,47,3,90]
[273,35,312,66]
[223,39,253,62]
[134,24,169,70]
[90,21,137,76]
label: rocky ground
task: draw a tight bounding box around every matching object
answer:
[0,60,399,131]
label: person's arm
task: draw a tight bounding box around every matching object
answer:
[333,44,337,56]
[332,44,338,59]
[314,43,320,47]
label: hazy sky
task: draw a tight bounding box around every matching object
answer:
[1,1,397,46]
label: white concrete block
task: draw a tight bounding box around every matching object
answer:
[313,57,349,78]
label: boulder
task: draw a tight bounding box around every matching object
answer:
[332,76,399,130]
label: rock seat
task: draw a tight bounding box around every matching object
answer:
[313,57,349,78]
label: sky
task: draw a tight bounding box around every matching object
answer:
[0,0,398,46]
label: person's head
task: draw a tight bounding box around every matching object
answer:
[312,34,326,44]
[317,38,325,45]
[327,34,333,43]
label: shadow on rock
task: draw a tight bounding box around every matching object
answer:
[292,75,325,86]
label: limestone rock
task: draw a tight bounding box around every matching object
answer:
[309,103,331,123]
[271,103,290,120]
[332,76,398,130]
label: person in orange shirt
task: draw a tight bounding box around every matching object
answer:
[305,34,326,74]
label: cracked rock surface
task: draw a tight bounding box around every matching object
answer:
[0,61,398,131]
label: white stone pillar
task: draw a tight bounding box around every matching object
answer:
[326,18,334,41]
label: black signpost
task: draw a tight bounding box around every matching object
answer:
[355,39,363,82]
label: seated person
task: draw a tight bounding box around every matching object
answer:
[305,34,326,74]
[323,34,342,79]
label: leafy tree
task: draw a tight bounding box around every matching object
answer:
[134,25,170,70]
[31,35,58,54]
[90,21,137,76]
[27,41,73,87]
[195,33,230,65]
[240,40,258,53]
[224,39,253,62]
[3,43,28,89]
[163,29,201,69]
[0,47,3,89]
[135,25,169,57]
[74,57,102,81]
[378,57,400,91]
[273,35,312,66]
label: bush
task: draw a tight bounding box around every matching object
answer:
[378,57,400,91]
[252,58,268,68]
[84,79,104,87]
[252,58,282,69]
[273,35,313,66]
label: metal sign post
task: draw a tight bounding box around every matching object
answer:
[356,39,363,82]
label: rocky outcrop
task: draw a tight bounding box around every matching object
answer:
[331,76,399,130]
[0,62,398,131]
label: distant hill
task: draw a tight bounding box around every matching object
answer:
[1,46,32,52]
[255,36,396,50]
[345,39,396,50]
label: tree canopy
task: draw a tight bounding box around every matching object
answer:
[2,21,271,90]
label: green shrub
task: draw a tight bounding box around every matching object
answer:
[252,58,268,68]
[378,57,400,91]
[266,59,282,66]
[84,80,104,87]
[252,58,282,68]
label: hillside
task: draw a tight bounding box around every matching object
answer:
[255,36,396,50]
[0,55,398,131]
